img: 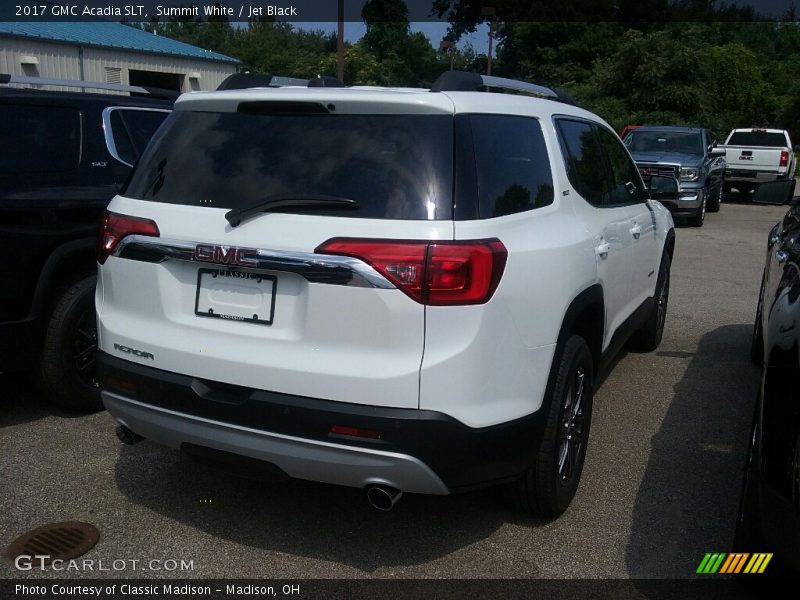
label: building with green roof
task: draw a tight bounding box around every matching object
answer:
[0,22,239,93]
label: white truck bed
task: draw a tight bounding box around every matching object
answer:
[721,128,795,186]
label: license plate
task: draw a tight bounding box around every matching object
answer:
[195,268,276,326]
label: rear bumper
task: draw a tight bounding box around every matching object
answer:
[98,352,547,493]
[724,169,789,183]
[103,391,450,494]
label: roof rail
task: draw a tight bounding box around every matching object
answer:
[308,75,345,88]
[0,74,178,100]
[430,70,576,105]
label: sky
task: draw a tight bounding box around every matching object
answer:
[294,21,491,52]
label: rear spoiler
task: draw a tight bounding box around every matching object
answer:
[217,73,344,91]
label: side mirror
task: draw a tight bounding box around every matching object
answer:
[752,179,796,205]
[708,148,726,158]
[648,175,680,201]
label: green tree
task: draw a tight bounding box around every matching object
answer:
[357,0,439,86]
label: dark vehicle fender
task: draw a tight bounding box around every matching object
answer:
[29,237,96,321]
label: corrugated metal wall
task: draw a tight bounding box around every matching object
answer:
[0,37,236,93]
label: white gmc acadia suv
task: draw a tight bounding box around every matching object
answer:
[96,71,676,516]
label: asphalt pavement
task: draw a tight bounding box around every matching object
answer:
[0,201,788,579]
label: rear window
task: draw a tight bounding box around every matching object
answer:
[125,110,454,220]
[0,104,80,174]
[727,131,788,147]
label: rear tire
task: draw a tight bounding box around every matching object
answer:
[38,276,102,413]
[504,335,594,517]
[629,254,671,352]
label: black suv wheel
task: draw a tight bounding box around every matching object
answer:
[504,335,594,517]
[629,254,671,351]
[38,276,102,412]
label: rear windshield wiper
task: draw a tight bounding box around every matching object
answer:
[225,194,360,227]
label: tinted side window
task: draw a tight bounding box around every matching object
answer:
[470,115,554,217]
[555,119,611,206]
[0,104,80,174]
[108,109,169,166]
[596,127,645,205]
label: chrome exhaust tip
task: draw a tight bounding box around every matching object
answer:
[115,424,144,445]
[366,485,402,511]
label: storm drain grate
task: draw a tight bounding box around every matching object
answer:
[5,521,100,564]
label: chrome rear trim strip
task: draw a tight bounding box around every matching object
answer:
[113,235,395,289]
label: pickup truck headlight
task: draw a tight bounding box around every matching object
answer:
[680,167,699,181]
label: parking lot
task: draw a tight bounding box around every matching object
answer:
[0,202,788,579]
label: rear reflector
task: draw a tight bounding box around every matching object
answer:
[106,377,138,393]
[97,211,160,264]
[316,238,507,305]
[330,424,384,440]
[780,150,789,167]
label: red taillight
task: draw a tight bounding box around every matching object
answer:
[780,150,789,167]
[330,424,384,440]
[97,210,159,264]
[316,238,508,306]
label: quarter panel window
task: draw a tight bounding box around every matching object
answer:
[555,118,611,206]
[469,115,554,217]
[109,109,169,166]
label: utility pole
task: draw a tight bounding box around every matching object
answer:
[482,6,496,76]
[440,39,454,71]
[337,0,344,81]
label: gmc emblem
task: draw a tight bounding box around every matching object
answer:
[194,244,258,267]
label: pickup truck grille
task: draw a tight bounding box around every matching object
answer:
[636,164,680,178]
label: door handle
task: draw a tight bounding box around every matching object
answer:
[776,250,789,264]
[596,242,610,258]
[630,224,642,239]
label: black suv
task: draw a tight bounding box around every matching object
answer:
[735,178,800,575]
[0,80,171,411]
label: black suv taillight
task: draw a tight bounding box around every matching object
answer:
[97,210,160,264]
[316,238,507,305]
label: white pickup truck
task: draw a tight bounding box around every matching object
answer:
[721,128,798,196]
